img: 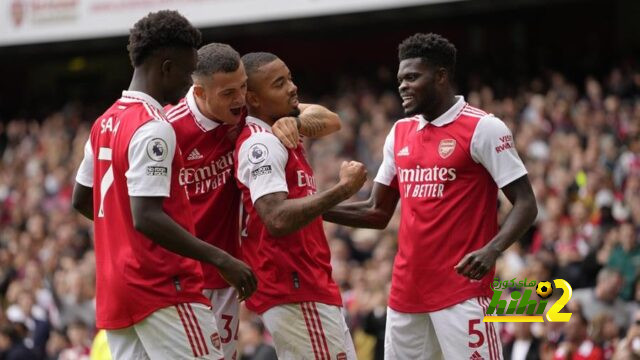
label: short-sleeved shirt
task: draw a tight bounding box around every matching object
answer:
[76,90,208,329]
[234,116,342,314]
[166,86,243,290]
[374,96,528,312]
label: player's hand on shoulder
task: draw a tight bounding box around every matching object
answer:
[217,256,258,301]
[272,116,300,149]
[338,161,367,198]
[454,244,501,280]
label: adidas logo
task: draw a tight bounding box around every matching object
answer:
[470,351,484,360]
[187,148,204,161]
[397,146,410,156]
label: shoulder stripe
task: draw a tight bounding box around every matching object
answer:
[165,102,187,117]
[461,111,484,119]
[142,102,165,122]
[396,116,421,124]
[167,108,191,122]
[462,104,488,116]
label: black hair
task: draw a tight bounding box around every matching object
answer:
[398,33,457,76]
[241,52,279,77]
[194,43,241,77]
[127,10,201,67]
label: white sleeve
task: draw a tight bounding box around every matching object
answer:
[126,120,176,197]
[373,124,397,186]
[75,139,94,187]
[471,115,528,188]
[236,132,289,204]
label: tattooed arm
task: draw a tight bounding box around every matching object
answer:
[254,161,366,237]
[272,103,341,148]
[297,103,341,138]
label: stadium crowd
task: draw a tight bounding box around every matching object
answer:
[0,63,639,360]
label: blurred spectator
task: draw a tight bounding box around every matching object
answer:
[572,268,630,329]
[0,323,38,360]
[607,222,640,300]
[503,322,542,360]
[553,309,604,359]
[238,318,277,360]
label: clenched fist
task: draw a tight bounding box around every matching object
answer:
[338,161,367,198]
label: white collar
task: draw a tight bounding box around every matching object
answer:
[186,86,221,132]
[121,90,165,116]
[417,95,466,130]
[246,115,272,131]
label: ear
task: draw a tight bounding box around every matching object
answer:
[161,59,172,76]
[246,90,259,108]
[193,84,205,100]
[435,67,448,85]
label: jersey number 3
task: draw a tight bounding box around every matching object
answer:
[98,147,114,217]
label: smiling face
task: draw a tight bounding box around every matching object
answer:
[246,58,300,121]
[193,62,247,125]
[397,57,442,117]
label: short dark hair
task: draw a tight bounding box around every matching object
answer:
[398,33,457,76]
[127,10,201,67]
[241,52,279,77]
[194,43,241,78]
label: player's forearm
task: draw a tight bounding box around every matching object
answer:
[71,183,94,220]
[298,104,341,138]
[323,200,390,229]
[259,184,351,237]
[487,193,537,253]
[131,200,231,267]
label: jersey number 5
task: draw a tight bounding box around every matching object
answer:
[98,147,114,217]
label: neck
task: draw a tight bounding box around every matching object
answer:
[248,110,275,126]
[423,90,456,122]
[129,67,164,105]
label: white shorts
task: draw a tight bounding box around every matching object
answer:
[262,302,356,360]
[203,287,239,360]
[106,303,224,360]
[385,297,503,360]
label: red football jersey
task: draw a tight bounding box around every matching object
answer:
[75,91,209,329]
[166,87,243,289]
[374,96,528,313]
[234,116,342,314]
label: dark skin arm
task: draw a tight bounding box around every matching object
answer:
[72,183,94,220]
[322,182,400,229]
[254,161,366,237]
[454,175,538,280]
[129,197,257,300]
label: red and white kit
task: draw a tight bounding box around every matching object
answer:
[234,116,356,360]
[76,91,223,359]
[167,86,243,359]
[375,96,527,360]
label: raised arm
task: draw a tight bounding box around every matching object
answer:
[323,182,399,229]
[271,103,341,148]
[254,161,366,237]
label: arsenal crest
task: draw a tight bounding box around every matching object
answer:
[210,332,221,350]
[438,139,456,159]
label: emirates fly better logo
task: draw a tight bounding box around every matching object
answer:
[483,278,573,323]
